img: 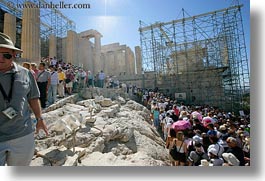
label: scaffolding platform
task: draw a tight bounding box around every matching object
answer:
[139,4,250,112]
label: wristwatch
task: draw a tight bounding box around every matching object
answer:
[36,117,44,121]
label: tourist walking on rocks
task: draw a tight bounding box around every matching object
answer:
[87,71,94,87]
[76,68,85,89]
[208,147,224,166]
[224,137,245,166]
[47,65,58,106]
[98,70,105,88]
[161,113,173,140]
[31,63,39,80]
[222,152,240,166]
[94,72,99,87]
[207,136,224,158]
[206,123,217,137]
[65,68,75,95]
[166,128,177,166]
[173,131,188,166]
[37,62,51,109]
[50,56,57,67]
[152,107,160,130]
[22,62,35,78]
[82,70,87,88]
[78,69,86,89]
[188,142,208,166]
[57,67,66,98]
[22,62,31,70]
[0,32,48,166]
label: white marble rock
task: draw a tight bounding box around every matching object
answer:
[34,93,169,166]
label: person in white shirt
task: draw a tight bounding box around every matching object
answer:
[50,56,57,66]
[161,113,173,140]
[98,70,106,88]
[47,65,58,106]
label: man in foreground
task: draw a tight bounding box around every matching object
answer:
[0,32,48,166]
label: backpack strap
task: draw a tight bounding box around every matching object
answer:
[37,71,46,81]
[194,151,204,166]
[178,140,184,152]
[216,143,221,157]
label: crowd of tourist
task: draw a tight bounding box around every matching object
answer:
[22,57,250,167]
[22,57,251,167]
[1,25,251,167]
[0,32,126,166]
[21,57,122,109]
[139,90,250,166]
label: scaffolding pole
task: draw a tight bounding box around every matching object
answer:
[139,5,250,112]
[0,0,76,60]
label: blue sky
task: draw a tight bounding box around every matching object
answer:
[58,0,250,59]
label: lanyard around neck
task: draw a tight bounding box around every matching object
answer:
[0,73,15,103]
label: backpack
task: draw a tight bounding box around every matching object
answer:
[65,78,71,84]
[187,141,195,155]
[194,152,204,166]
[170,140,184,160]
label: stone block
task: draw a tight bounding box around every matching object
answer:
[62,154,79,166]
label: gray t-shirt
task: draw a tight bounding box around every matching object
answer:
[188,151,209,166]
[0,63,40,142]
[36,70,50,83]
[50,71,58,85]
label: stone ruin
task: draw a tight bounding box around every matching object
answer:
[30,87,170,166]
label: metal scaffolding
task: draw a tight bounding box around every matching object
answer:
[0,0,75,59]
[139,5,250,112]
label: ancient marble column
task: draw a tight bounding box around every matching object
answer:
[21,2,40,62]
[87,40,93,72]
[66,30,78,65]
[135,46,142,74]
[94,33,102,73]
[21,2,40,63]
[49,34,57,58]
[61,37,67,62]
[125,47,136,75]
[4,13,16,45]
[113,50,118,76]
[106,51,115,76]
[79,30,103,74]
[78,35,91,70]
[115,47,126,76]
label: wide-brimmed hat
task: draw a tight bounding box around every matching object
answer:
[222,153,240,166]
[219,125,227,131]
[199,159,213,166]
[208,148,218,156]
[0,32,22,52]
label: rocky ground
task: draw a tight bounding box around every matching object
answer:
[30,88,170,166]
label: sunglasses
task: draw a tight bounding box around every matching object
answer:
[0,53,13,59]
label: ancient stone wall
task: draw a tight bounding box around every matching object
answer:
[117,69,225,108]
